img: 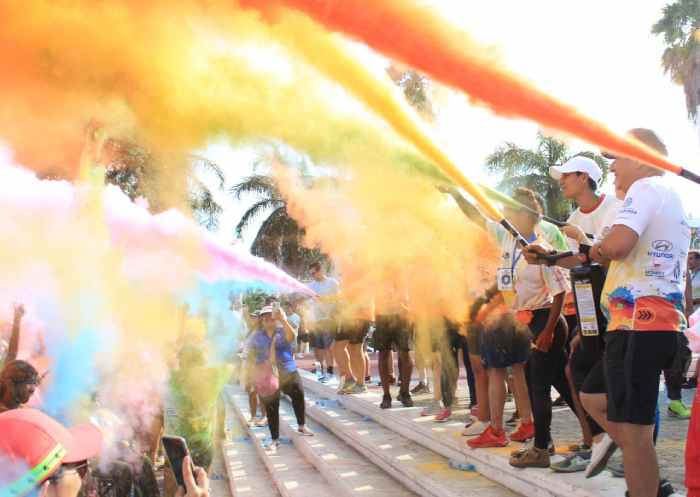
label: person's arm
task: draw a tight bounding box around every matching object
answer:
[535,292,565,352]
[437,185,486,229]
[275,306,297,343]
[589,225,639,263]
[6,304,25,362]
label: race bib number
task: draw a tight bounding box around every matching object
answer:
[497,268,514,292]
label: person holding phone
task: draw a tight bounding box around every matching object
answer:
[248,304,313,450]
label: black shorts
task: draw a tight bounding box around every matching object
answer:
[338,319,371,345]
[605,331,678,425]
[570,342,605,394]
[373,314,412,352]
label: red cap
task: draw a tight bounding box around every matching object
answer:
[0,409,103,485]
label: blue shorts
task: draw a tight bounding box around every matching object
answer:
[311,331,334,350]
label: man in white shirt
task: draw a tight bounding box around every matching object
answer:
[528,156,621,472]
[585,129,689,497]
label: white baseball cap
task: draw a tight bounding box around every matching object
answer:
[549,156,602,184]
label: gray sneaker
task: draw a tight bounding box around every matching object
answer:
[341,380,358,394]
[350,383,368,394]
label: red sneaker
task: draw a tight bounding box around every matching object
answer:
[434,408,452,422]
[509,421,535,442]
[467,425,508,448]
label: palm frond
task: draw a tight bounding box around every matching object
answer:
[191,155,226,189]
[235,198,283,237]
[230,175,281,201]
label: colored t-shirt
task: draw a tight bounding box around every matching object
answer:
[164,364,232,465]
[488,222,570,311]
[562,194,622,316]
[308,277,340,321]
[247,328,297,374]
[601,177,691,332]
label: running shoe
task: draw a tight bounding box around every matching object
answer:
[467,425,508,448]
[462,420,487,436]
[398,391,414,407]
[350,383,368,394]
[434,408,452,423]
[668,400,691,419]
[585,434,617,478]
[420,400,442,417]
[410,382,430,395]
[550,452,590,473]
[509,421,535,443]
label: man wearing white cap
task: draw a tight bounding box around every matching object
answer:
[548,156,621,252]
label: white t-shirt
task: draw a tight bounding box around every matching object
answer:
[691,269,700,312]
[565,194,622,251]
[488,222,570,311]
[601,177,691,332]
[308,277,340,321]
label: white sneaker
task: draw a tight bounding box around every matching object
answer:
[585,434,617,478]
[462,420,487,436]
[420,400,442,417]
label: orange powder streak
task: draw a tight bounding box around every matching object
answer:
[248,0,692,176]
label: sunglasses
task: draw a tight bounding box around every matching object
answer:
[47,461,90,483]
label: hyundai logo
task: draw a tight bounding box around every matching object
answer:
[652,240,673,251]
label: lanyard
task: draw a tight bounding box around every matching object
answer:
[510,233,537,274]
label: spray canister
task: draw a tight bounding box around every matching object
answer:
[570,245,607,357]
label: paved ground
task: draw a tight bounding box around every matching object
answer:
[294,351,694,495]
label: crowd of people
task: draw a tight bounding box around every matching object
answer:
[1,127,698,497]
[239,128,698,497]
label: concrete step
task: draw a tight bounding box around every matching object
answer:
[299,371,627,497]
[221,399,280,497]
[301,385,518,497]
[230,388,419,497]
[225,387,336,497]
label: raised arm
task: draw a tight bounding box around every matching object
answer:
[6,304,25,362]
[437,185,487,229]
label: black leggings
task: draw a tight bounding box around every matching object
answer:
[440,335,477,408]
[526,310,576,449]
[260,371,306,441]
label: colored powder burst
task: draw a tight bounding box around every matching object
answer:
[251,0,689,176]
[244,7,505,222]
[0,0,443,193]
[182,280,272,364]
[273,161,498,329]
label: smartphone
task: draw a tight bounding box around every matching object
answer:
[162,435,195,487]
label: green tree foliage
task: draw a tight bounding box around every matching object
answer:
[104,140,224,230]
[486,133,608,221]
[652,0,700,121]
[231,167,326,278]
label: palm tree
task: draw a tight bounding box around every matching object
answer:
[104,140,225,230]
[231,173,325,277]
[485,133,608,221]
[652,0,700,121]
